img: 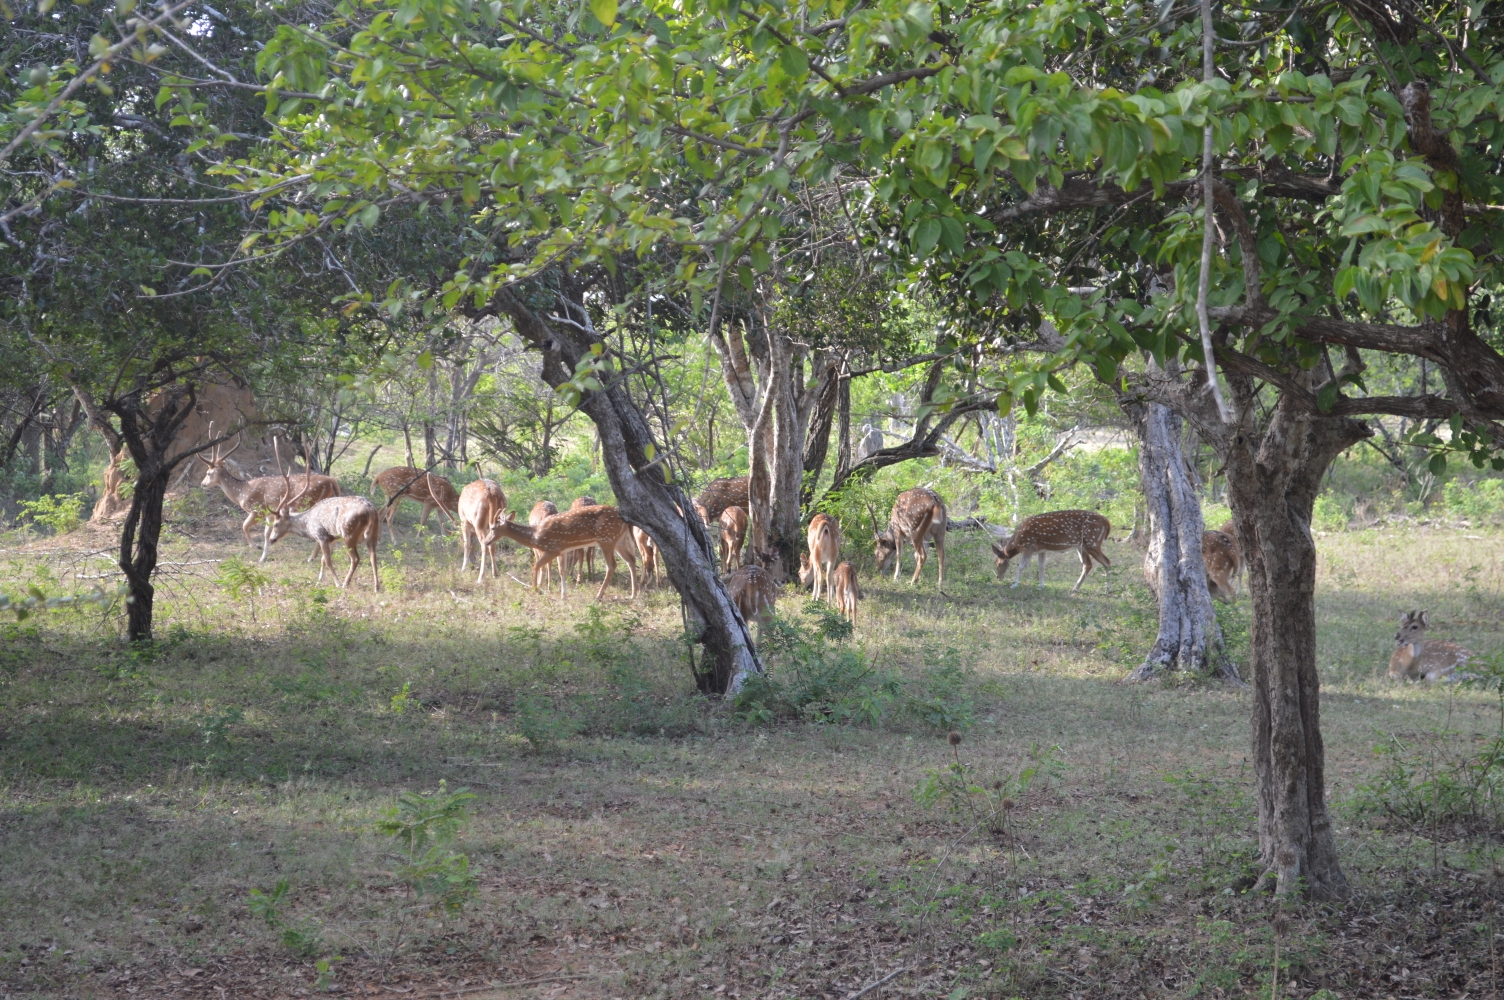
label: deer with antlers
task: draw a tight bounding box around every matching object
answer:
[718,505,748,572]
[373,467,459,540]
[197,427,340,562]
[874,488,948,586]
[991,509,1111,591]
[265,445,381,590]
[799,513,841,600]
[1390,611,1472,681]
[493,503,639,600]
[458,479,508,583]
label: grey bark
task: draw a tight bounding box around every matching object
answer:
[1124,398,1238,683]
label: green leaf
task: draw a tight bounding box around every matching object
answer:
[589,0,616,26]
[914,218,941,257]
[750,243,771,273]
[416,351,433,370]
[1315,383,1339,412]
[778,45,808,78]
[1429,452,1448,476]
[358,204,381,229]
[139,285,157,296]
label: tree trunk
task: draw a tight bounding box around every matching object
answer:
[1220,393,1369,899]
[106,385,199,644]
[769,338,808,575]
[834,368,852,485]
[1124,400,1238,683]
[801,362,839,509]
[497,288,760,695]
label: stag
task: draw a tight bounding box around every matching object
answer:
[265,445,381,590]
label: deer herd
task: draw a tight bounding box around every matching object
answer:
[193,434,1471,684]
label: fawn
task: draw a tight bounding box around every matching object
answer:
[726,550,783,641]
[874,488,947,586]
[1390,610,1472,681]
[458,479,508,582]
[373,467,459,540]
[198,432,338,562]
[494,503,639,600]
[265,451,381,590]
[992,509,1111,591]
[829,561,860,621]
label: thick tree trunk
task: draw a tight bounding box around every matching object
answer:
[769,339,808,575]
[1221,394,1369,899]
[1124,400,1238,683]
[834,369,852,485]
[498,289,760,695]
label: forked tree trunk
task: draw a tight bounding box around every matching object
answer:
[498,289,760,695]
[1221,394,1369,899]
[769,338,809,576]
[1125,400,1237,683]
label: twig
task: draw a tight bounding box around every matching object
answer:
[426,974,591,996]
[843,965,910,999]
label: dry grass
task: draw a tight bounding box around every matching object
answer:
[2,497,1502,999]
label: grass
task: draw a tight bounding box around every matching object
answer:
[2,496,1503,999]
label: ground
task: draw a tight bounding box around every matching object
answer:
[2,496,1502,999]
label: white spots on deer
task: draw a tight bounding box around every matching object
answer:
[991,509,1111,592]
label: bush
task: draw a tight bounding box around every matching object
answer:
[17,493,87,535]
[1349,730,1504,839]
[1311,492,1347,532]
[1444,477,1504,524]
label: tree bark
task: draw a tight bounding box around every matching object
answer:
[1124,399,1238,683]
[800,361,839,509]
[834,367,852,485]
[1220,392,1369,899]
[496,287,760,695]
[769,337,809,575]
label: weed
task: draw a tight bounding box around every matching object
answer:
[248,879,324,957]
[914,739,1067,842]
[374,780,478,914]
[215,556,272,622]
[390,681,413,715]
[1350,729,1504,838]
[515,694,583,750]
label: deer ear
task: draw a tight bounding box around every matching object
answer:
[1420,610,1431,627]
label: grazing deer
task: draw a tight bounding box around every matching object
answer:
[632,527,662,587]
[726,550,783,641]
[1389,610,1472,681]
[373,466,459,540]
[1203,529,1240,602]
[266,453,381,590]
[874,488,948,586]
[458,478,508,583]
[493,503,639,600]
[802,513,840,600]
[198,432,339,562]
[829,560,861,621]
[991,509,1111,591]
[719,505,748,572]
[529,500,560,588]
[697,476,749,524]
[1216,520,1243,580]
[565,496,599,582]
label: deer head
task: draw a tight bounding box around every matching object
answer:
[1395,610,1431,646]
[196,420,244,486]
[266,439,314,542]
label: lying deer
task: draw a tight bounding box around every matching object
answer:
[992,509,1111,591]
[1390,610,1472,681]
[458,478,508,582]
[494,503,639,600]
[198,432,339,562]
[829,561,860,621]
[373,466,459,540]
[874,488,947,586]
[266,449,381,590]
[1203,529,1240,602]
[719,505,748,572]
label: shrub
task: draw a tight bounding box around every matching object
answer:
[1311,492,1347,532]
[1349,730,1504,839]
[17,493,87,535]
[1444,477,1504,524]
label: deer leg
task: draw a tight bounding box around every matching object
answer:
[910,539,925,585]
[1037,552,1048,588]
[369,532,380,591]
[595,546,617,601]
[318,540,336,586]
[1072,548,1091,592]
[242,511,258,549]
[934,533,945,588]
[1012,558,1023,588]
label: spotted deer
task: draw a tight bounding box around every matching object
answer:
[1203,529,1240,602]
[1217,520,1243,581]
[991,509,1111,591]
[458,478,508,583]
[265,451,381,590]
[726,550,783,641]
[633,527,661,587]
[373,467,459,540]
[800,513,840,600]
[719,505,748,572]
[874,488,947,586]
[493,503,639,600]
[1390,611,1472,681]
[529,500,560,588]
[696,476,749,524]
[565,496,599,582]
[829,561,861,621]
[197,431,339,562]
